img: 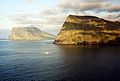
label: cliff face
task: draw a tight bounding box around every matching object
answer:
[54,15,120,45]
[9,27,54,40]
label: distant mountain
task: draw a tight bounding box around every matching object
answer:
[9,27,55,40]
[54,15,120,45]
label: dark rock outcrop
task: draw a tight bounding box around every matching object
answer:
[54,15,120,45]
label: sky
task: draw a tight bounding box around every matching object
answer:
[0,0,120,39]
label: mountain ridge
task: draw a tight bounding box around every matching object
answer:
[54,15,120,45]
[9,27,55,40]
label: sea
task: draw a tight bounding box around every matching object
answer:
[0,40,120,81]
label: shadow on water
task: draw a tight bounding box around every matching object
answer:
[55,45,120,81]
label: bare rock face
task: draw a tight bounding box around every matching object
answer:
[9,27,54,40]
[54,15,120,45]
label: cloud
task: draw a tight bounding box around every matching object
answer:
[8,0,120,35]
[58,0,111,11]
[41,8,59,15]
[9,7,88,27]
[9,0,120,26]
[24,0,37,3]
[8,8,68,34]
[10,11,66,26]
[108,5,120,12]
[58,0,120,14]
[105,13,120,20]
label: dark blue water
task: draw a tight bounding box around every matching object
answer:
[0,40,120,81]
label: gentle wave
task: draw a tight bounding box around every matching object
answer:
[0,41,120,81]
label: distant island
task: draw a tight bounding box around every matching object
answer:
[9,27,54,40]
[54,15,120,45]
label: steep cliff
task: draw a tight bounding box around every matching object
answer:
[9,27,54,40]
[54,15,120,45]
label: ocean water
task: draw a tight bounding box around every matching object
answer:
[0,40,120,81]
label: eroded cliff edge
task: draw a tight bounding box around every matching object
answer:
[54,15,120,45]
[9,27,54,40]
